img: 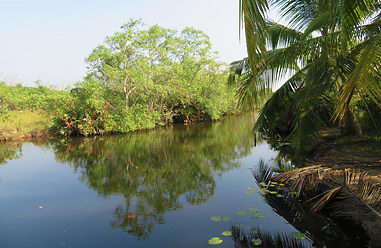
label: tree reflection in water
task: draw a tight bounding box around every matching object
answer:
[50,115,256,239]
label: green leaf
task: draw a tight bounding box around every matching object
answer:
[208,237,223,245]
[237,211,247,216]
[247,186,257,190]
[259,182,267,187]
[254,212,265,217]
[279,183,285,186]
[221,231,232,236]
[222,217,231,222]
[269,191,278,194]
[210,216,222,222]
[276,194,285,197]
[292,232,306,239]
[270,182,278,185]
[248,208,259,213]
[252,238,262,246]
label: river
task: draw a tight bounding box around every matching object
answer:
[0,114,355,248]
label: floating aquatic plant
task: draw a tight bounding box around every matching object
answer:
[252,238,263,246]
[292,232,306,239]
[222,217,231,222]
[237,211,247,216]
[210,216,222,222]
[221,231,232,236]
[248,208,259,213]
[208,237,223,245]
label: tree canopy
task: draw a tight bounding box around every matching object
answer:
[231,0,381,152]
[53,20,237,136]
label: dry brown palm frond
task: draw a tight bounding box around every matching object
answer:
[309,186,342,213]
[272,165,327,193]
[342,169,381,206]
[272,165,381,218]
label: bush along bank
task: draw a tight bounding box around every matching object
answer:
[51,20,238,136]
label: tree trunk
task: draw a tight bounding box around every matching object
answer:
[123,86,129,109]
[341,106,362,136]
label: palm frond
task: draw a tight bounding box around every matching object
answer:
[232,226,310,248]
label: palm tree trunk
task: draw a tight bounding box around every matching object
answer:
[341,106,362,136]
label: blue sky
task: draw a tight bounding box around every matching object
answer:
[0,0,249,87]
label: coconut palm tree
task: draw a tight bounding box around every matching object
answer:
[231,0,381,152]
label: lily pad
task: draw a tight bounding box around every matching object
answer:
[248,208,258,213]
[210,216,222,222]
[222,217,231,222]
[237,211,247,216]
[252,238,263,246]
[208,237,223,245]
[292,232,306,239]
[221,231,232,236]
[259,182,267,187]
[254,212,265,217]
[276,194,285,198]
[269,191,278,194]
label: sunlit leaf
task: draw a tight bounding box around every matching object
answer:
[251,238,263,246]
[208,237,223,245]
[254,212,265,217]
[221,231,232,236]
[248,208,259,213]
[210,216,222,222]
[292,232,306,239]
[222,217,231,222]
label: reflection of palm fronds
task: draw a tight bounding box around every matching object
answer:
[272,166,381,217]
[254,159,274,183]
[232,226,310,248]
[252,161,364,247]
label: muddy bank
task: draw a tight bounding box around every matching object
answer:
[0,130,51,142]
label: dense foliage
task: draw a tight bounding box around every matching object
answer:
[0,82,69,112]
[52,20,237,136]
[231,0,381,153]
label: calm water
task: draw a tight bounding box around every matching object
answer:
[0,115,353,248]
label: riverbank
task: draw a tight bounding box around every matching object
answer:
[271,130,381,247]
[0,111,51,142]
[309,129,381,179]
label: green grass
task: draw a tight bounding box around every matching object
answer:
[0,111,50,139]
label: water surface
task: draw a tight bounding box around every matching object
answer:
[0,115,351,247]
